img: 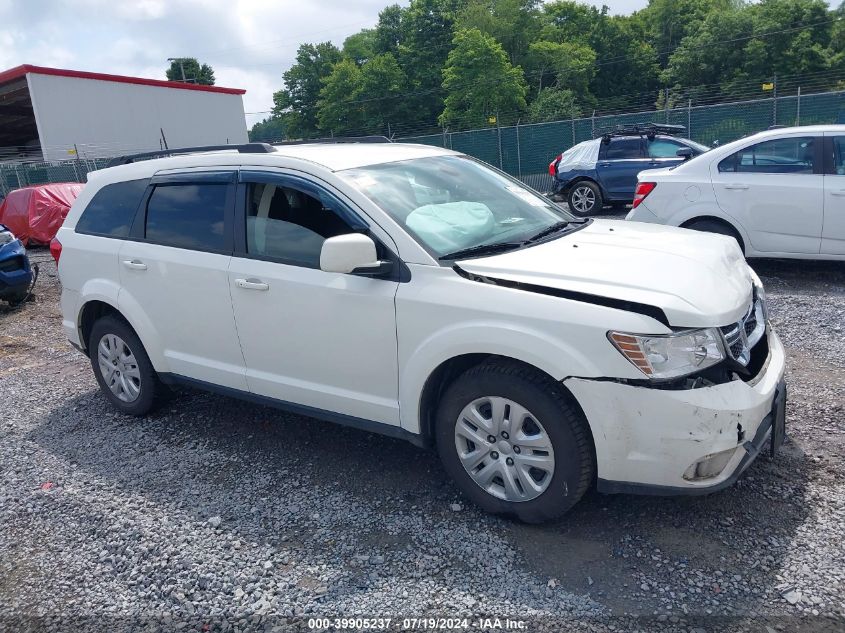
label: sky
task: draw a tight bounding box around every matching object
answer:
[0,0,684,129]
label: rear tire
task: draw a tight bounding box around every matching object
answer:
[685,219,744,254]
[567,181,602,216]
[435,361,594,523]
[88,315,166,416]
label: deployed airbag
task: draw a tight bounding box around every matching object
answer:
[406,202,495,253]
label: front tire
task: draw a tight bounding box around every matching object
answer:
[435,361,594,523]
[88,315,165,416]
[567,181,602,216]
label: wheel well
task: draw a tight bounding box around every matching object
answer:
[680,215,745,253]
[563,177,601,196]
[418,354,596,465]
[78,301,129,352]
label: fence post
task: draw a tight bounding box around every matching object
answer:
[796,86,801,126]
[496,110,503,169]
[687,99,692,137]
[571,118,575,146]
[591,110,596,138]
[442,127,447,149]
[515,119,522,180]
[665,88,670,123]
[772,74,778,126]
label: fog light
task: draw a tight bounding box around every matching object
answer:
[683,448,737,481]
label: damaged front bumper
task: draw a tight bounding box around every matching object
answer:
[564,328,786,495]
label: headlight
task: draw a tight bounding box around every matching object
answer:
[0,229,13,245]
[608,329,725,380]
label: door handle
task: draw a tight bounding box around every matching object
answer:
[724,184,749,190]
[122,259,147,270]
[598,162,612,167]
[830,190,845,197]
[235,278,269,291]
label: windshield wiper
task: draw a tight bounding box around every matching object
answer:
[523,221,570,244]
[438,241,524,261]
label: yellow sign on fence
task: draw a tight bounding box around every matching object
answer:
[762,82,774,91]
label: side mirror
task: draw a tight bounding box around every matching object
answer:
[676,147,694,160]
[319,233,391,275]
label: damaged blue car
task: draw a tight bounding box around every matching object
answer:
[0,223,34,305]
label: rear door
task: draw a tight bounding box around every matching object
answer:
[711,134,824,254]
[118,171,248,390]
[822,134,845,255]
[596,137,649,199]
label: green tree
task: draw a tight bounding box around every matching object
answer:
[525,87,580,122]
[374,4,405,54]
[358,53,411,133]
[165,58,215,85]
[526,40,596,96]
[399,0,467,126]
[457,0,543,68]
[272,42,342,138]
[248,117,286,142]
[316,59,364,134]
[439,28,528,128]
[343,29,377,65]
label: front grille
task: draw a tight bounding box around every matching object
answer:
[720,294,766,366]
[0,256,24,273]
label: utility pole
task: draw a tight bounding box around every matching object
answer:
[167,57,188,83]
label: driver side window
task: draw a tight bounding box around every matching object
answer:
[244,181,357,268]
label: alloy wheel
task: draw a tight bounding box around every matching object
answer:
[571,185,596,214]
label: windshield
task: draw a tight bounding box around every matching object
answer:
[339,155,574,258]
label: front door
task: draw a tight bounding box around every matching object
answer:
[712,135,824,254]
[227,171,402,426]
[822,134,845,255]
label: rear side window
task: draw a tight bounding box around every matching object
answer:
[648,138,685,158]
[719,137,816,174]
[602,138,643,159]
[145,184,228,251]
[75,179,149,237]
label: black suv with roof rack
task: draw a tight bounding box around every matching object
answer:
[549,123,710,216]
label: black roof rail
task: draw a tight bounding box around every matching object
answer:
[594,122,686,140]
[107,143,277,167]
[274,135,392,146]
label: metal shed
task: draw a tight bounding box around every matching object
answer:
[0,65,248,162]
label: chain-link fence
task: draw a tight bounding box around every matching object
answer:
[0,157,112,198]
[2,88,844,197]
[401,88,845,192]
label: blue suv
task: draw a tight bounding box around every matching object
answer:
[0,224,33,305]
[550,124,709,215]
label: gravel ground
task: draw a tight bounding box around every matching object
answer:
[1,248,843,633]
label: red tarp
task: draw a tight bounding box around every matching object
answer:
[0,183,83,246]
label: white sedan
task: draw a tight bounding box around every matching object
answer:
[626,124,845,259]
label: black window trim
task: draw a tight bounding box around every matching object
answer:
[128,170,237,255]
[234,170,409,281]
[717,135,825,175]
[74,178,151,239]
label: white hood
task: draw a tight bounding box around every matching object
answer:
[457,220,752,328]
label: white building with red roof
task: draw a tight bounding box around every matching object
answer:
[0,65,248,162]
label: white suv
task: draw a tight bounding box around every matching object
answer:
[55,140,786,522]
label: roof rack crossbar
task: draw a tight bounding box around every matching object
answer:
[273,135,392,146]
[107,143,277,167]
[594,122,686,139]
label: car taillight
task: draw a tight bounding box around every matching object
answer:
[50,237,62,265]
[632,182,656,209]
[549,154,562,177]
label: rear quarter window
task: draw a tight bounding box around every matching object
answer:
[144,183,228,251]
[76,179,150,237]
[75,179,149,237]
